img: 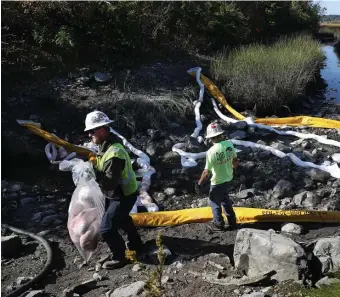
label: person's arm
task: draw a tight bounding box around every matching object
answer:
[96,157,125,192]
[198,169,210,186]
[233,158,239,169]
[198,152,211,186]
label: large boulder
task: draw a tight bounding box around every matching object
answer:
[313,236,340,274]
[272,179,293,199]
[234,229,307,282]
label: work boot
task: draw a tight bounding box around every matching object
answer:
[102,258,129,269]
[209,222,226,231]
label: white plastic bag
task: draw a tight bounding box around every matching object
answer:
[59,158,105,262]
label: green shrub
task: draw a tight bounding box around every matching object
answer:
[210,35,324,112]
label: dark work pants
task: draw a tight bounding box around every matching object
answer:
[100,192,143,260]
[209,182,237,228]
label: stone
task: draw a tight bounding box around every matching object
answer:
[231,121,248,130]
[197,198,209,207]
[242,293,264,297]
[2,235,22,258]
[164,188,176,196]
[237,188,256,199]
[304,168,330,182]
[16,276,33,285]
[25,290,44,297]
[229,130,247,140]
[93,72,112,83]
[32,212,43,222]
[147,245,172,264]
[259,151,271,159]
[110,281,145,297]
[132,264,142,272]
[315,276,340,288]
[313,236,340,273]
[302,192,321,209]
[272,179,292,199]
[270,143,290,153]
[252,181,263,189]
[93,273,103,281]
[281,223,302,235]
[163,151,178,160]
[62,288,73,297]
[146,142,161,156]
[293,191,308,206]
[73,279,97,294]
[41,214,59,226]
[234,229,307,282]
[20,197,35,205]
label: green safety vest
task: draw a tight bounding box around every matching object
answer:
[96,143,137,196]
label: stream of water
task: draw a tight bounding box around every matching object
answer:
[320,44,340,103]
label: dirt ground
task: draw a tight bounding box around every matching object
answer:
[2,58,340,297]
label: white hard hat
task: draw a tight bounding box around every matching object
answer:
[84,111,113,132]
[206,122,224,139]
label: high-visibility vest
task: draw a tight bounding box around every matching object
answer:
[96,143,137,196]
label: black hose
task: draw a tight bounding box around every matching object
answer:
[2,224,53,297]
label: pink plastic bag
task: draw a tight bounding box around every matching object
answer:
[60,159,105,262]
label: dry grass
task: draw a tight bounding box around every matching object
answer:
[210,35,324,112]
[320,22,340,28]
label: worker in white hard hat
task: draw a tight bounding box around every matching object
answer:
[84,110,144,269]
[197,122,238,231]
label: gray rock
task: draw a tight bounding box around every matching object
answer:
[252,181,263,189]
[147,245,172,264]
[281,223,302,235]
[146,142,161,156]
[41,214,59,226]
[244,288,252,294]
[259,151,271,159]
[270,143,290,153]
[231,121,248,130]
[313,236,340,273]
[92,273,103,281]
[32,212,43,222]
[132,264,143,272]
[315,276,340,288]
[272,179,292,199]
[164,139,173,151]
[16,276,33,285]
[2,235,22,258]
[168,122,181,129]
[242,293,264,297]
[25,290,45,297]
[233,289,240,295]
[197,198,209,207]
[293,191,309,206]
[110,281,145,297]
[237,188,256,199]
[163,151,178,160]
[73,279,97,294]
[164,187,176,196]
[155,192,166,202]
[229,130,247,140]
[304,168,330,182]
[256,140,267,146]
[234,229,307,282]
[93,72,112,83]
[21,197,35,205]
[302,192,321,209]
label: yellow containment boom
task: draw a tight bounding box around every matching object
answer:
[187,70,340,129]
[131,207,340,227]
[18,122,340,227]
[18,121,96,161]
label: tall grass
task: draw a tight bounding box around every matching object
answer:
[211,35,324,112]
